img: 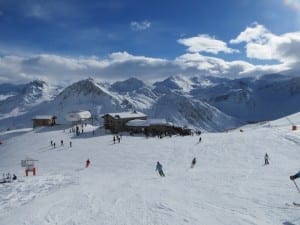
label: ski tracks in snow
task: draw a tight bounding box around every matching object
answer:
[0,174,75,212]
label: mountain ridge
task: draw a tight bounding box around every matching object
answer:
[1,74,300,131]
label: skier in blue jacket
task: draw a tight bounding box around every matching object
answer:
[156,161,165,177]
[290,171,300,180]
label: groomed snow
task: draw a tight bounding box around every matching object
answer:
[0,113,300,225]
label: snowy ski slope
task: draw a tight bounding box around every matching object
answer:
[0,113,300,225]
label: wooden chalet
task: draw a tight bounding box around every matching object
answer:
[32,115,56,128]
[102,111,147,133]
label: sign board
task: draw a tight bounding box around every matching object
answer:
[21,159,38,167]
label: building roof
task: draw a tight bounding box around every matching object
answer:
[126,119,172,127]
[65,111,91,122]
[32,115,55,120]
[103,111,147,119]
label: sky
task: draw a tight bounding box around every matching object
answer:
[0,0,300,84]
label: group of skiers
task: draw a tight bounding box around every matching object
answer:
[50,140,72,148]
[113,135,122,144]
[70,125,84,136]
[1,173,17,183]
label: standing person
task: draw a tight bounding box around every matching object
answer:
[53,142,56,148]
[156,161,165,177]
[191,157,197,168]
[117,136,120,143]
[113,136,116,144]
[199,137,202,143]
[76,125,79,136]
[50,140,53,146]
[86,159,91,168]
[264,153,269,165]
[69,141,72,148]
[290,171,300,180]
[61,140,63,146]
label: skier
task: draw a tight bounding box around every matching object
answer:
[113,136,116,144]
[191,157,196,168]
[50,140,53,146]
[53,142,56,148]
[290,171,300,201]
[76,126,79,136]
[86,159,90,168]
[199,137,202,143]
[61,140,63,146]
[69,141,72,148]
[264,153,269,165]
[156,161,165,177]
[290,171,300,180]
[12,174,17,180]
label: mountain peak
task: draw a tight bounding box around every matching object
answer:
[111,77,145,92]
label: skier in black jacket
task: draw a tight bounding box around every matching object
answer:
[290,171,300,180]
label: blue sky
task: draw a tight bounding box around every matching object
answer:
[0,0,300,84]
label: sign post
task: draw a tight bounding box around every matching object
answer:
[21,158,38,176]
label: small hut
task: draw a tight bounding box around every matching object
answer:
[32,115,56,128]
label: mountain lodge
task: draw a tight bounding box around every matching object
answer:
[32,115,56,128]
[102,111,147,133]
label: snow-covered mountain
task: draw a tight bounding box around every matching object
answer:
[50,78,127,124]
[110,77,158,110]
[191,74,300,122]
[149,93,241,131]
[1,74,300,131]
[0,80,59,120]
[0,83,25,100]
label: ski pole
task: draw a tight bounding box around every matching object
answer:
[293,180,300,194]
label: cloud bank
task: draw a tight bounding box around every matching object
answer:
[0,23,299,84]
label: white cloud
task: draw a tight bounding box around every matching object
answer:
[230,23,271,44]
[178,34,238,54]
[284,0,300,10]
[1,24,300,85]
[175,53,254,76]
[230,23,300,64]
[108,52,167,65]
[130,20,151,31]
[0,52,174,84]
